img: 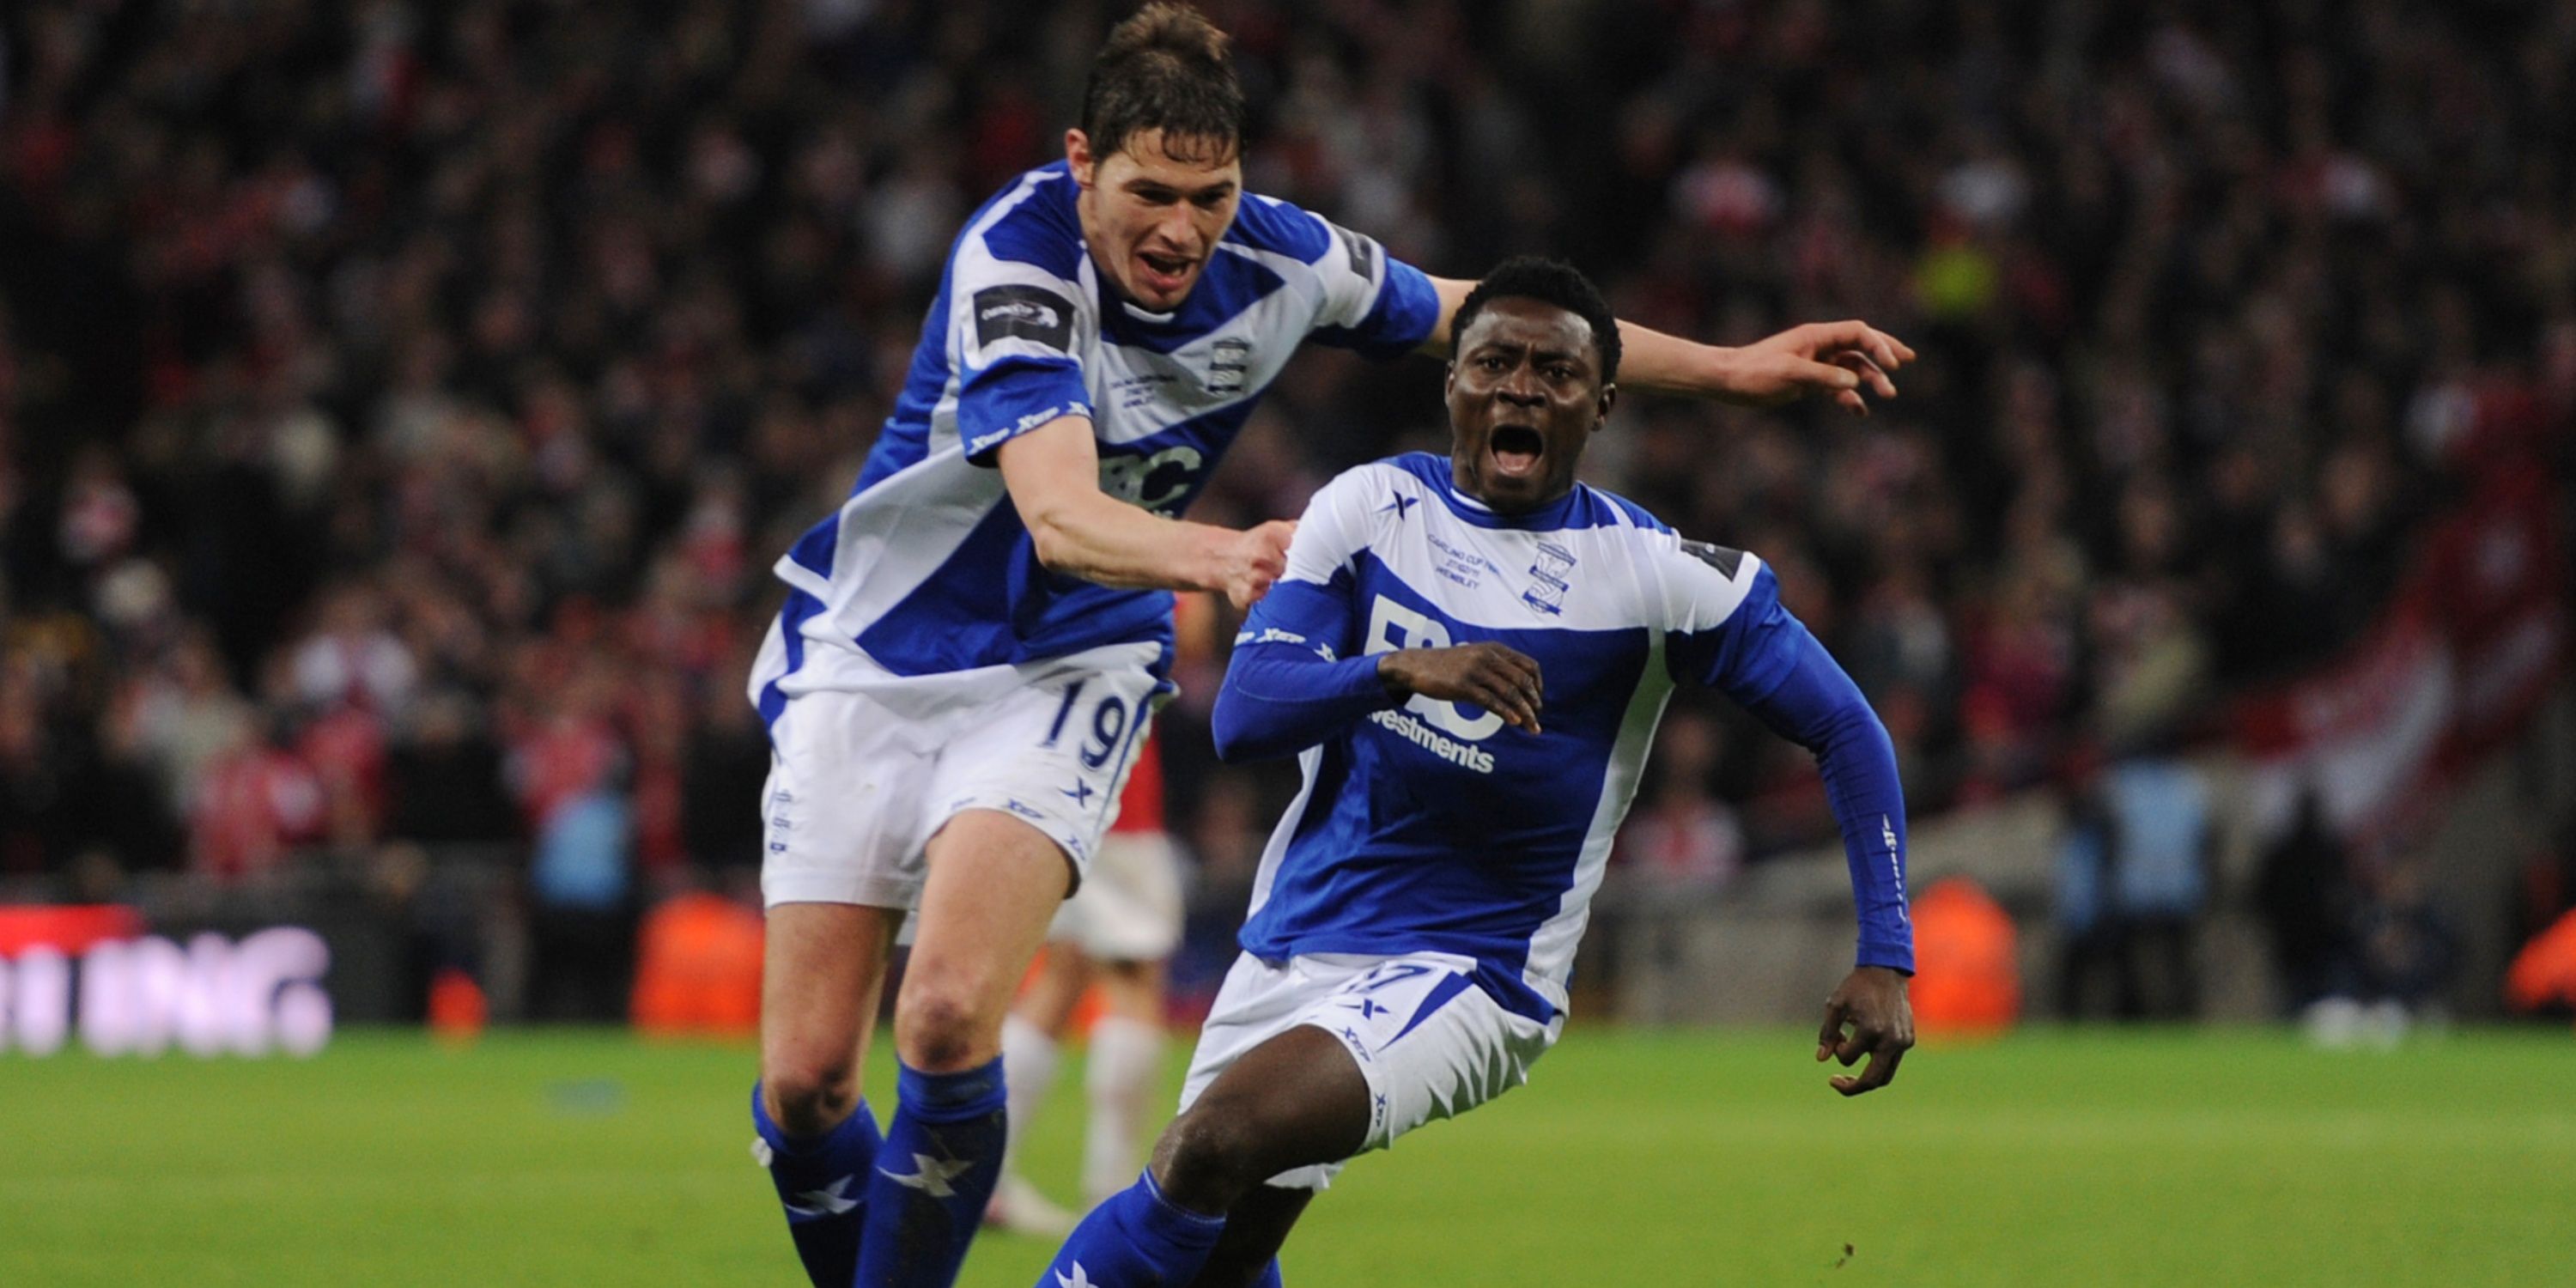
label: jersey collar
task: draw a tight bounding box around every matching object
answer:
[1394,452,1591,532]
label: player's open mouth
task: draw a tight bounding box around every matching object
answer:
[1136,250,1195,294]
[1489,425,1544,478]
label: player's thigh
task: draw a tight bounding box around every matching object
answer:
[1091,957,1168,1024]
[894,808,1079,1067]
[1162,957,1375,1191]
[1291,954,1557,1154]
[1176,1022,1370,1167]
[760,902,899,1107]
[758,687,941,912]
[1062,831,1187,965]
[920,642,1168,895]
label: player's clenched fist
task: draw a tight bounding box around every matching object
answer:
[1376,641,1546,734]
[1219,519,1297,609]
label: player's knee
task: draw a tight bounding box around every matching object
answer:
[893,984,996,1072]
[1155,1104,1270,1209]
[764,1055,861,1137]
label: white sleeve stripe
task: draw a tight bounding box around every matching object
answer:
[1306,211,1385,331]
[1281,465,1388,585]
[1668,545,1764,634]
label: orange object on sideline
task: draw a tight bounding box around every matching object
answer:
[1907,877,2021,1036]
[631,891,765,1037]
[428,968,489,1046]
[2505,908,2576,1015]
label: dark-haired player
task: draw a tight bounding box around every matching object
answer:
[1034,258,1916,1287]
[744,8,1915,1285]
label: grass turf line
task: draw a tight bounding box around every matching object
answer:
[2,1027,2569,1285]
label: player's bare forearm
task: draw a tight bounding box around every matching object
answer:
[1618,319,1914,414]
[1421,274,1916,415]
[999,416,1292,607]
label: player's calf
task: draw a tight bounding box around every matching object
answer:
[752,1081,883,1287]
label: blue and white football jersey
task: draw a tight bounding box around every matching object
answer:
[754,162,1440,723]
[1216,454,1914,1024]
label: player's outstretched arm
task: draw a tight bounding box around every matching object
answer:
[999,416,1294,609]
[1686,562,1915,1091]
[1421,276,1915,416]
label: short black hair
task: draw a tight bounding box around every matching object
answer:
[1081,4,1245,167]
[1452,256,1621,383]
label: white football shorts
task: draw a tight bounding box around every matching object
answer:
[754,635,1168,911]
[1047,830,1186,961]
[1178,951,1561,1190]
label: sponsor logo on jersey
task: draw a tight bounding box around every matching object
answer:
[1097,442,1206,515]
[1366,596,1507,742]
[1680,539,1744,578]
[1330,221,1382,281]
[972,283,1075,350]
[1368,708,1497,774]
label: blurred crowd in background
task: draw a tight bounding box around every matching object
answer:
[3,1,2571,1019]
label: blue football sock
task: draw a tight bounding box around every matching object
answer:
[1034,1170,1226,1288]
[751,1083,883,1288]
[1250,1259,1283,1288]
[854,1058,1009,1287]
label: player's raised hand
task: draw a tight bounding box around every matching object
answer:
[1376,642,1546,734]
[1814,965,1914,1096]
[1722,321,1917,416]
[1219,519,1297,609]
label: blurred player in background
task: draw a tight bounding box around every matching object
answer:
[1035,258,1917,1288]
[744,8,1913,1287]
[988,737,1183,1238]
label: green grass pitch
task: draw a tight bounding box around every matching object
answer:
[3,1025,2571,1285]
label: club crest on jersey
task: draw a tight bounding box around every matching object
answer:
[1204,337,1250,396]
[1522,541,1577,616]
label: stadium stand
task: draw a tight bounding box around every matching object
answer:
[1,1,2567,1021]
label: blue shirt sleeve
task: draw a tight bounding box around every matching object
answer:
[957,355,1092,465]
[945,201,1097,465]
[1308,257,1441,359]
[1230,193,1441,360]
[1674,567,1915,973]
[1212,575,1401,762]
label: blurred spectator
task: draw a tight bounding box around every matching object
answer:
[187,716,325,881]
[526,779,637,1023]
[2055,750,2215,1019]
[2051,751,2120,1018]
[2254,788,2362,1013]
[2102,755,2215,1018]
[2351,860,2455,1019]
[112,627,248,819]
[384,690,518,845]
[1613,711,1746,892]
